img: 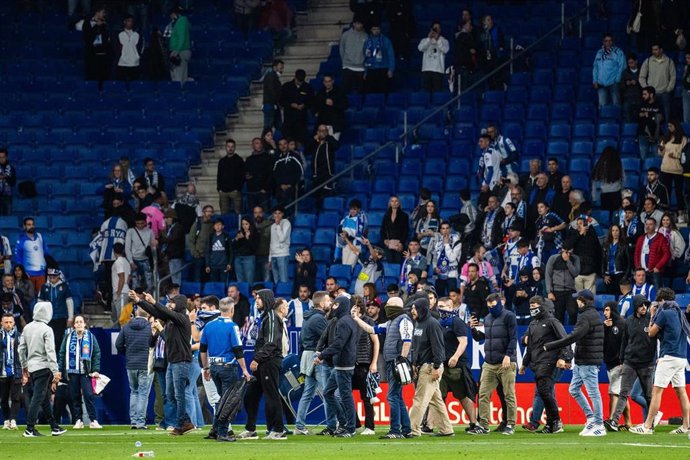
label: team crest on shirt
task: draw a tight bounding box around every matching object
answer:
[644,326,649,333]
[612,327,619,335]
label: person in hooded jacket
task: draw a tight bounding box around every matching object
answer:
[17,301,66,437]
[295,291,331,434]
[468,293,518,435]
[130,291,193,436]
[519,296,572,434]
[408,298,454,437]
[544,289,605,437]
[316,295,360,437]
[602,301,629,429]
[239,290,289,440]
[352,296,414,439]
[605,295,656,432]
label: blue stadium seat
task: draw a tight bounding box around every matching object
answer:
[571,141,594,156]
[527,104,548,121]
[597,123,620,139]
[549,123,571,140]
[422,176,443,194]
[317,212,339,229]
[322,197,345,212]
[293,213,316,229]
[314,229,334,245]
[595,294,615,311]
[383,263,400,278]
[622,157,640,171]
[547,141,569,155]
[369,193,390,210]
[550,103,573,121]
[573,122,595,140]
[398,177,420,193]
[329,264,352,280]
[503,104,525,121]
[203,282,226,297]
[290,229,312,247]
[275,282,292,297]
[181,281,201,296]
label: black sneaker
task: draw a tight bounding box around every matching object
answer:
[604,419,619,432]
[464,422,477,432]
[216,435,236,442]
[51,427,67,436]
[421,425,434,434]
[502,425,515,436]
[131,426,138,430]
[403,432,416,438]
[335,430,355,438]
[539,421,564,434]
[204,430,218,440]
[432,431,455,437]
[467,425,490,435]
[494,422,507,433]
[379,432,404,439]
[317,427,335,436]
[23,429,43,438]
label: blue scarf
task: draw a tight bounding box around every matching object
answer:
[436,246,450,279]
[67,330,92,374]
[154,336,165,359]
[195,310,221,331]
[2,328,16,377]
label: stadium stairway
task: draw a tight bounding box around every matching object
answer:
[189,0,352,211]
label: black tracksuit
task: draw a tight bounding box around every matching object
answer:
[523,311,572,425]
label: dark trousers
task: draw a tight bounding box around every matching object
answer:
[26,368,59,430]
[68,373,97,422]
[116,65,140,81]
[210,364,240,437]
[352,364,374,430]
[553,290,577,325]
[535,369,560,424]
[364,68,391,95]
[244,357,284,433]
[435,277,458,297]
[611,364,655,421]
[53,383,74,424]
[660,172,685,211]
[421,71,445,93]
[603,273,624,296]
[0,196,12,215]
[0,377,22,420]
[324,368,356,433]
[342,69,364,94]
[49,318,67,353]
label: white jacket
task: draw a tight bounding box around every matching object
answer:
[118,29,141,67]
[418,36,449,74]
[269,219,291,260]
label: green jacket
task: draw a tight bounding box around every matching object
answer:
[187,218,213,259]
[170,16,191,52]
[58,329,101,378]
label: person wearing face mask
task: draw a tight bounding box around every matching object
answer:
[57,315,102,430]
[544,289,605,436]
[131,291,193,436]
[352,296,414,439]
[604,295,656,432]
[519,296,572,434]
[467,293,517,435]
[601,301,629,429]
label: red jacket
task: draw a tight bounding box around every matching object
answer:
[634,232,671,272]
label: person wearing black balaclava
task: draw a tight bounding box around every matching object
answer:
[468,293,517,435]
[408,298,454,437]
[602,300,629,429]
[316,295,360,437]
[519,296,572,434]
[131,291,193,436]
[238,289,289,440]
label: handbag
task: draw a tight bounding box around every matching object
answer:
[134,228,154,266]
[628,1,642,34]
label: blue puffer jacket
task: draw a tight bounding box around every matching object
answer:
[116,316,153,371]
[593,46,626,87]
[474,305,517,365]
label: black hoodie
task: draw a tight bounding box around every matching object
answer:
[620,305,656,368]
[411,298,446,368]
[137,294,191,363]
[319,296,360,370]
[603,305,626,370]
[523,310,572,377]
[253,289,285,363]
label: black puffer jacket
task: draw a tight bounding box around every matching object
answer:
[472,302,517,365]
[620,310,656,368]
[545,305,604,365]
[523,311,572,377]
[603,306,626,370]
[319,296,360,369]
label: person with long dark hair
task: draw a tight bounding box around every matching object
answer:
[601,224,631,296]
[658,212,686,287]
[232,217,259,284]
[415,200,441,254]
[658,120,688,222]
[592,146,624,217]
[381,196,410,264]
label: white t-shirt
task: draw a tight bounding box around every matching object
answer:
[111,256,131,295]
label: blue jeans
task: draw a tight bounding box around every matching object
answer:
[271,256,289,284]
[657,91,671,123]
[386,361,411,435]
[631,378,648,418]
[569,364,604,425]
[166,362,191,429]
[211,364,240,436]
[134,259,153,291]
[208,267,228,283]
[639,135,658,158]
[296,363,331,430]
[168,258,183,286]
[234,255,256,283]
[323,368,356,433]
[530,367,563,425]
[185,360,204,427]
[127,369,154,427]
[597,84,620,107]
[255,256,271,282]
[156,369,176,428]
[68,373,97,422]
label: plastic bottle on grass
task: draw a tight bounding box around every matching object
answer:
[131,452,155,458]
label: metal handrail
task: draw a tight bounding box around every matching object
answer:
[284,2,591,212]
[155,261,193,302]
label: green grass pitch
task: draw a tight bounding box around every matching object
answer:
[1,425,689,459]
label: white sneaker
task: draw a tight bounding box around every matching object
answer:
[579,420,595,436]
[89,421,103,429]
[669,426,689,434]
[582,424,607,437]
[360,428,376,436]
[293,427,311,435]
[630,424,654,435]
[73,420,84,429]
[2,420,9,430]
[9,420,17,430]
[653,411,663,427]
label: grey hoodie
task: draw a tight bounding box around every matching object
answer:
[339,27,367,71]
[18,301,58,374]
